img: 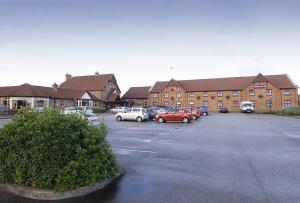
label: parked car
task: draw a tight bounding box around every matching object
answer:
[219,106,229,113]
[240,101,255,113]
[116,107,149,122]
[149,106,165,114]
[147,109,157,120]
[178,107,201,120]
[155,109,192,123]
[64,106,84,115]
[199,106,208,116]
[85,111,101,126]
[110,106,126,114]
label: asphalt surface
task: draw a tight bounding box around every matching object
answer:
[1,113,300,203]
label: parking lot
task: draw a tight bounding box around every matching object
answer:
[1,113,300,203]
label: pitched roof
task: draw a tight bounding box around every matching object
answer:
[106,89,120,102]
[122,86,151,99]
[0,84,100,101]
[150,74,296,92]
[59,74,115,91]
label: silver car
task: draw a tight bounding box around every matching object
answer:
[116,107,149,122]
[110,106,126,114]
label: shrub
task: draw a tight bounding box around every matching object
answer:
[0,109,120,192]
[92,107,106,113]
[278,106,300,116]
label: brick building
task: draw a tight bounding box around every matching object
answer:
[121,86,151,107]
[0,73,121,110]
[123,73,298,112]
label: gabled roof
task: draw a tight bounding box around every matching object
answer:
[0,84,100,101]
[59,74,116,91]
[149,74,296,92]
[122,86,151,99]
[106,89,120,102]
[251,73,269,83]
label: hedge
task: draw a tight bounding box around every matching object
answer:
[0,109,120,192]
[92,107,106,113]
[278,106,300,116]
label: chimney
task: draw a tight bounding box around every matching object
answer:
[52,83,58,91]
[95,71,99,76]
[65,73,72,81]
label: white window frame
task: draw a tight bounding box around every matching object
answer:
[177,92,181,98]
[249,90,255,96]
[283,89,290,95]
[164,92,168,98]
[217,91,223,97]
[203,92,208,97]
[188,92,194,98]
[203,101,208,107]
[284,100,291,107]
[152,93,158,98]
[232,91,238,97]
[176,101,181,107]
[217,101,223,107]
[266,89,272,96]
[189,101,194,107]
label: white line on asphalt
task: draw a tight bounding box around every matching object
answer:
[110,137,152,143]
[112,148,157,154]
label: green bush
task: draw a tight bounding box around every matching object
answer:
[278,106,300,116]
[0,109,120,192]
[92,107,106,113]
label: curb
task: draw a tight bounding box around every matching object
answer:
[0,170,124,200]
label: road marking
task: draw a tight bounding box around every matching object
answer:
[112,148,157,154]
[110,137,152,143]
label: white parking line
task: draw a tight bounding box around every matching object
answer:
[110,137,152,143]
[112,148,157,154]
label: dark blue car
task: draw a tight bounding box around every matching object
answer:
[199,106,208,116]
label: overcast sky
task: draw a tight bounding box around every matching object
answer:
[0,0,299,93]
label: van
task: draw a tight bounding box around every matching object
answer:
[240,101,255,113]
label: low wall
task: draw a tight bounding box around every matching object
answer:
[0,171,124,200]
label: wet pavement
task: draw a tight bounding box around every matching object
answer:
[1,113,300,202]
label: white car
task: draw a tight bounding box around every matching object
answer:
[110,107,126,114]
[240,101,255,113]
[64,106,84,115]
[116,107,149,122]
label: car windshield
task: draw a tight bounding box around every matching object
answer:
[243,104,253,107]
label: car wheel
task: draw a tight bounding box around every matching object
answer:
[182,117,189,123]
[158,117,164,123]
[192,115,197,120]
[117,116,122,121]
[136,116,142,122]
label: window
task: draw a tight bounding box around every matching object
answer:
[152,102,157,106]
[283,89,290,95]
[176,101,181,107]
[266,100,272,107]
[249,90,255,96]
[217,101,223,107]
[188,92,194,98]
[164,102,169,106]
[164,92,168,98]
[217,91,223,97]
[189,101,194,107]
[132,108,140,112]
[143,102,147,107]
[177,92,181,98]
[203,101,208,107]
[203,92,208,97]
[152,93,158,98]
[266,89,272,96]
[233,101,239,107]
[284,100,291,107]
[232,91,238,97]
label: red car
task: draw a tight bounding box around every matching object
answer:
[178,107,201,120]
[155,109,192,123]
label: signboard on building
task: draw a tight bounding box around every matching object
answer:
[253,83,266,89]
